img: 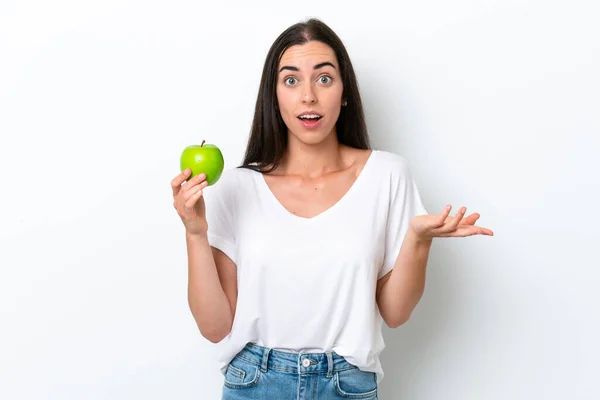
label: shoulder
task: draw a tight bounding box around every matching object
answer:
[371,149,415,179]
[217,165,256,184]
[204,165,257,198]
[371,150,427,213]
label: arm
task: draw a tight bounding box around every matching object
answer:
[376,204,493,328]
[186,232,238,343]
[376,228,432,328]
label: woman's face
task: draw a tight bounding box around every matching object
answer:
[276,41,344,146]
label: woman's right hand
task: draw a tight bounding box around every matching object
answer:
[171,169,209,236]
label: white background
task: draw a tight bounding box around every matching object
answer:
[1,0,598,399]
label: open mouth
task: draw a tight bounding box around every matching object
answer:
[297,114,323,121]
[297,114,323,128]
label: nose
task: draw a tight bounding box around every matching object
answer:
[302,84,317,104]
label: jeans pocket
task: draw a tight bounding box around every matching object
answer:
[334,367,378,399]
[223,356,261,389]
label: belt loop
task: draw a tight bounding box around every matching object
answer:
[261,347,271,373]
[326,352,334,378]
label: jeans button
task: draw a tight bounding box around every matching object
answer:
[302,358,310,368]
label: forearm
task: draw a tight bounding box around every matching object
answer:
[186,232,233,342]
[378,228,433,327]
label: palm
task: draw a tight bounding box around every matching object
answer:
[411,205,494,238]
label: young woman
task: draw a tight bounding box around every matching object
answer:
[171,18,493,400]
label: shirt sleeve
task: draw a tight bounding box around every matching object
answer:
[378,160,428,280]
[202,170,237,265]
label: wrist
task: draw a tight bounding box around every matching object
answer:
[407,226,433,245]
[185,230,208,242]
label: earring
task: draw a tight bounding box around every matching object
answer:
[342,100,347,106]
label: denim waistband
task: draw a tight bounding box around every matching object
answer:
[234,343,359,376]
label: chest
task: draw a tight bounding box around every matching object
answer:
[262,169,360,219]
[237,207,387,282]
[236,175,391,277]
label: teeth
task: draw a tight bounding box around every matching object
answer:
[299,114,321,119]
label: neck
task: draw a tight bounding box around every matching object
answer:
[278,131,346,178]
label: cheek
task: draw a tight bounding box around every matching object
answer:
[276,87,294,114]
[328,85,344,104]
[323,90,343,114]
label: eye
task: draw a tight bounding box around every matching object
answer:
[319,75,332,84]
[284,77,298,86]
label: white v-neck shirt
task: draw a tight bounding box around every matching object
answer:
[203,149,427,384]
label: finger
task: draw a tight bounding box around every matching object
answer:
[183,173,206,190]
[435,205,452,227]
[479,227,494,236]
[464,226,493,236]
[181,171,205,186]
[460,213,480,226]
[183,180,208,202]
[182,173,206,194]
[436,206,466,233]
[184,187,204,209]
[448,206,467,230]
[441,225,494,237]
[171,169,191,195]
[437,227,476,237]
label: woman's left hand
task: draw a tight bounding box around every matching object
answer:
[410,205,494,239]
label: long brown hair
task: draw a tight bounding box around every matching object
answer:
[239,18,371,173]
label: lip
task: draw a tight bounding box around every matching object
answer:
[297,110,324,117]
[297,114,323,129]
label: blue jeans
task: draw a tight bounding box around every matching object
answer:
[222,343,378,399]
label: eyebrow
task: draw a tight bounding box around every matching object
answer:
[278,62,336,73]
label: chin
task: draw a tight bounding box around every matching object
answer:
[290,132,331,146]
[289,127,336,146]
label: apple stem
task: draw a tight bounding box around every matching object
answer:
[201,140,205,147]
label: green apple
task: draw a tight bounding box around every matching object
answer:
[180,140,224,186]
